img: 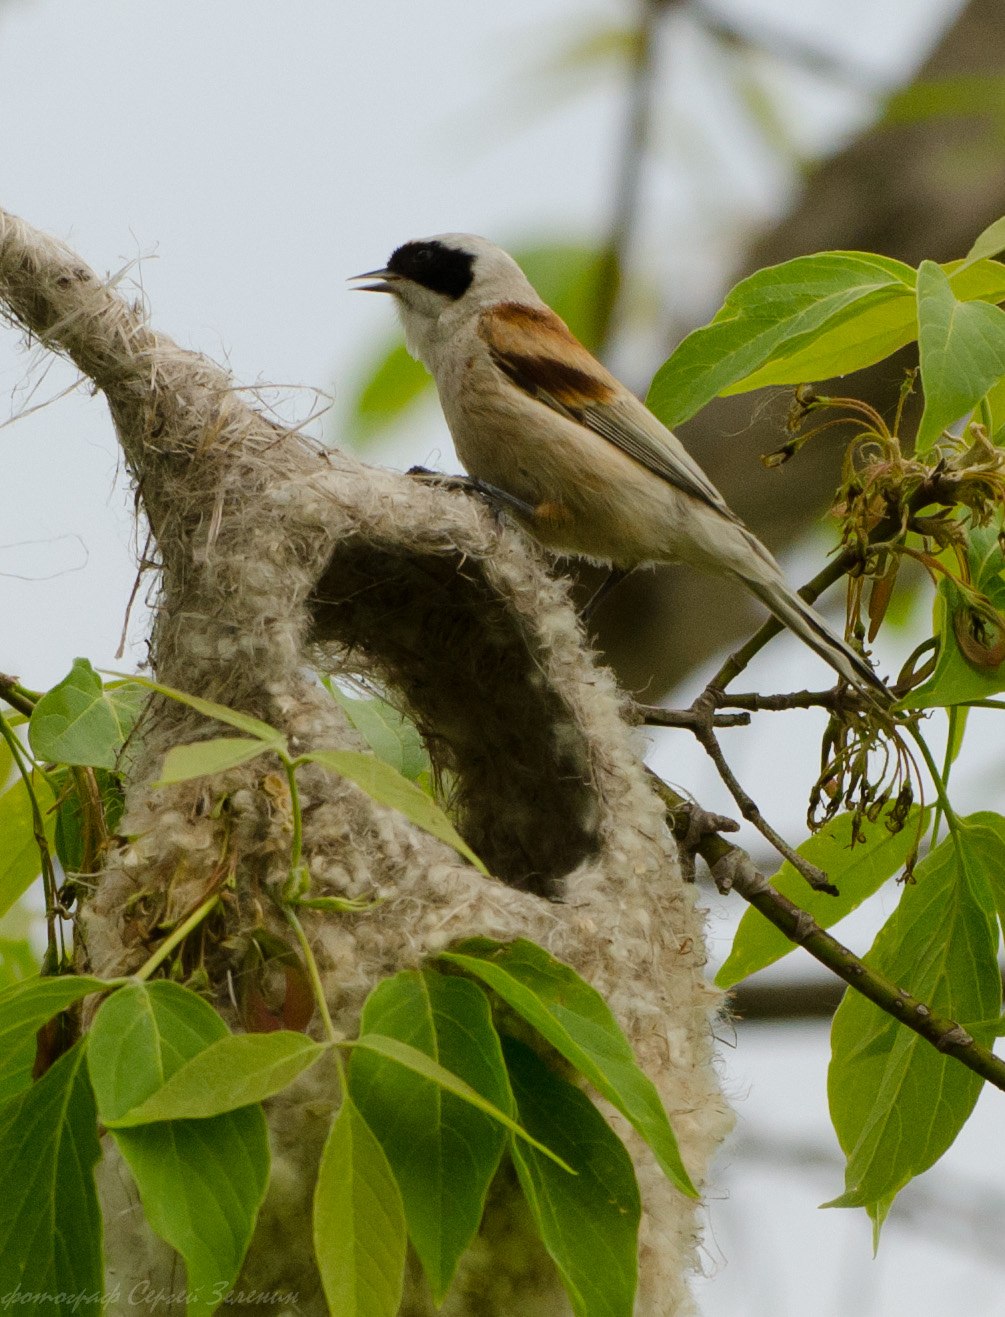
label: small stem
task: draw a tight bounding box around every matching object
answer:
[689,712,836,893]
[907,722,960,836]
[284,905,337,1044]
[133,893,220,983]
[0,673,38,717]
[0,712,61,963]
[639,705,750,729]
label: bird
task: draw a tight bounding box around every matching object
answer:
[350,233,888,701]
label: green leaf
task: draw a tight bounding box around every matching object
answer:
[300,748,485,873]
[314,1096,407,1317]
[884,75,1005,127]
[983,373,1005,443]
[959,217,1005,273]
[716,808,927,988]
[0,938,40,991]
[154,736,272,786]
[967,812,1005,941]
[915,260,1005,452]
[328,687,430,781]
[28,659,143,768]
[898,522,1005,708]
[647,252,916,428]
[105,671,286,747]
[0,973,109,1105]
[351,1033,565,1168]
[714,255,1005,395]
[348,969,512,1301]
[505,1036,640,1317]
[0,731,12,790]
[440,938,697,1197]
[826,814,1001,1212]
[106,1032,329,1125]
[0,772,56,920]
[717,289,918,395]
[89,981,270,1314]
[349,341,433,444]
[111,1109,269,1317]
[87,979,229,1123]
[0,1041,102,1309]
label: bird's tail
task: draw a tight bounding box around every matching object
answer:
[740,568,892,704]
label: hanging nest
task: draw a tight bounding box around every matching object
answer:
[0,207,731,1316]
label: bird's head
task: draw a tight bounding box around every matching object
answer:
[350,234,537,366]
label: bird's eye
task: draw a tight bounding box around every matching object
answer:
[413,247,432,264]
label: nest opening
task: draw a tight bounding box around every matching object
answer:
[310,538,604,897]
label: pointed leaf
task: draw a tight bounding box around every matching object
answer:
[440,938,697,1197]
[328,687,430,781]
[0,1042,102,1308]
[88,981,270,1313]
[647,252,916,428]
[300,748,485,872]
[718,289,917,395]
[0,974,109,1105]
[154,736,271,786]
[347,969,511,1300]
[958,216,1005,272]
[110,1108,269,1317]
[28,659,143,768]
[106,1031,328,1125]
[87,979,230,1123]
[716,807,927,988]
[505,1037,640,1317]
[827,814,1001,1212]
[104,671,286,747]
[351,1033,564,1169]
[916,260,1005,452]
[314,1096,407,1317]
[0,772,56,920]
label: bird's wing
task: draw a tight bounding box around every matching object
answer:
[478,301,735,519]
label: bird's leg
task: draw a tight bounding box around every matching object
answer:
[406,467,537,520]
[581,566,631,622]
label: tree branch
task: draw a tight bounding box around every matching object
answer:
[650,773,1005,1093]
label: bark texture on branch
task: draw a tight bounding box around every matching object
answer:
[0,208,731,1315]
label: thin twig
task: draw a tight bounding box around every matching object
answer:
[132,893,221,983]
[639,705,750,729]
[688,712,836,893]
[0,672,37,718]
[648,773,1005,1093]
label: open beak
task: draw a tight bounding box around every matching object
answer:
[347,268,401,294]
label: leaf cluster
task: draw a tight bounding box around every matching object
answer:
[0,937,693,1316]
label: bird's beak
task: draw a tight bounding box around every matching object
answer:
[347,268,401,294]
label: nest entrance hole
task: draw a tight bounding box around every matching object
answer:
[309,540,604,896]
